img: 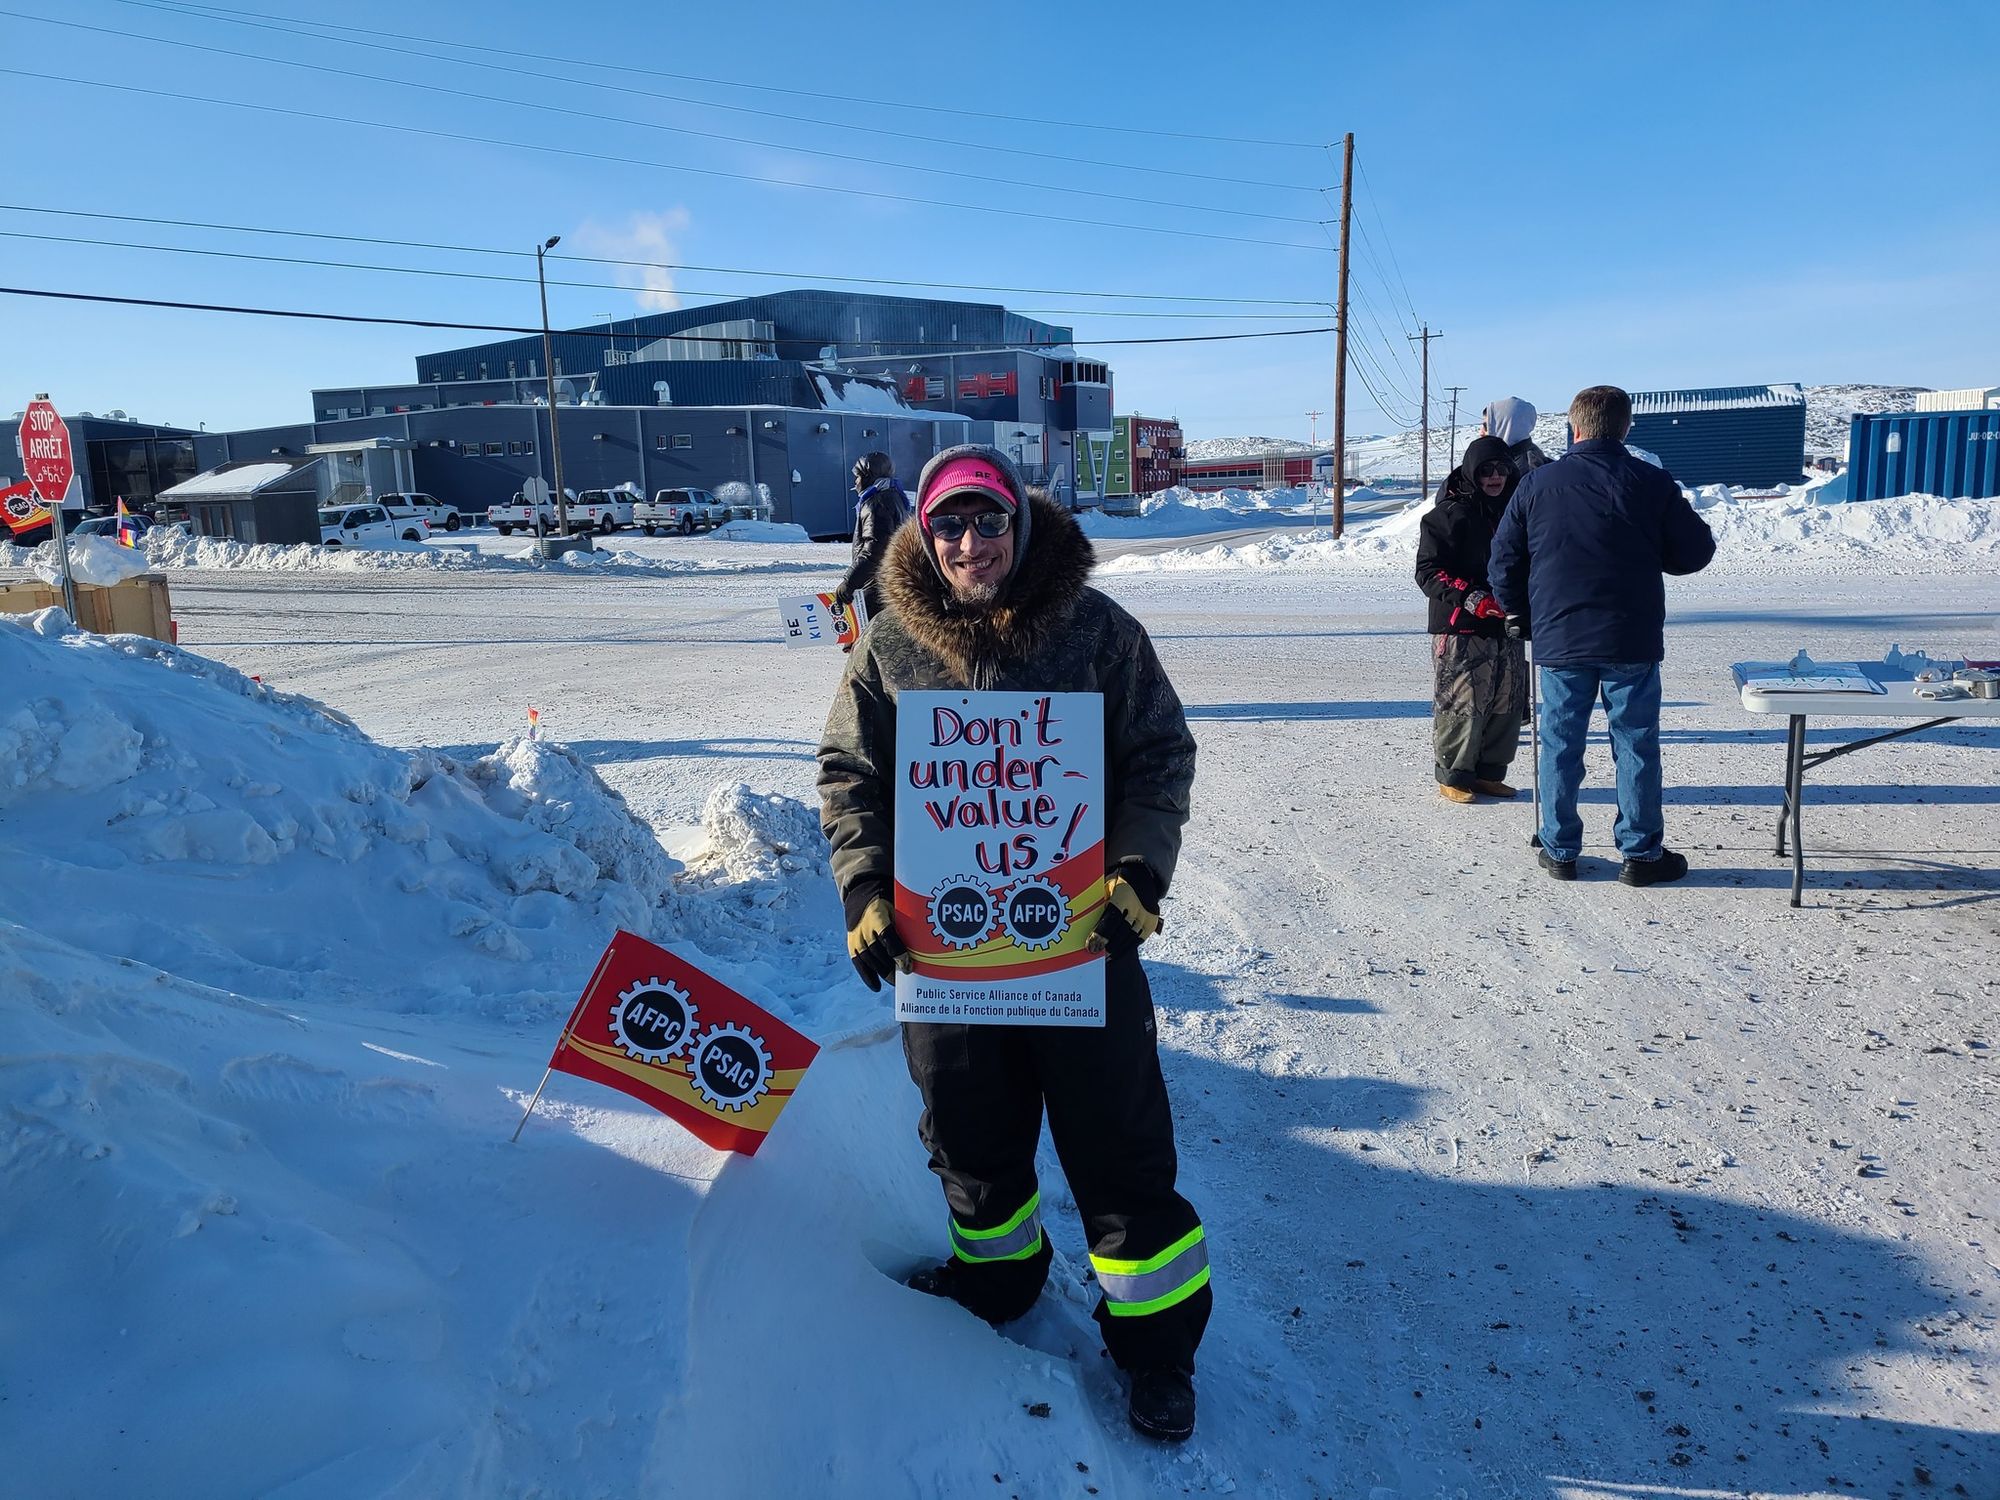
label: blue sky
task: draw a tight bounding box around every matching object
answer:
[3,0,1996,444]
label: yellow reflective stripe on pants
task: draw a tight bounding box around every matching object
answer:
[949,1191,1045,1264]
[1092,1225,1210,1317]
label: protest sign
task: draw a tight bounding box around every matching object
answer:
[778,591,867,649]
[517,929,819,1155]
[892,691,1106,1027]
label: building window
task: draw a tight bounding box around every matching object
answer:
[507,361,517,378]
[523,439,535,454]
[654,434,667,449]
[485,442,504,455]
[508,440,524,455]
[672,434,692,450]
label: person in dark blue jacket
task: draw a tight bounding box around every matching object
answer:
[1489,386,1716,885]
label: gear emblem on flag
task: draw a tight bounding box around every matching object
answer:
[609,977,697,1065]
[689,1022,772,1113]
[927,875,995,950]
[998,878,1070,952]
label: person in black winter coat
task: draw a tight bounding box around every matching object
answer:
[831,451,911,626]
[1415,435,1527,803]
[1490,385,1717,886]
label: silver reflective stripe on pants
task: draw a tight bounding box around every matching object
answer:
[1093,1226,1211,1318]
[949,1192,1044,1264]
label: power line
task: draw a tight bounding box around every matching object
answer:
[0,285,1336,347]
[10,12,1319,227]
[1354,155,1421,332]
[0,204,1332,310]
[125,0,1326,150]
[0,226,1328,320]
[101,0,1325,195]
[3,69,1329,252]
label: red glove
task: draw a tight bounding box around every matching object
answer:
[1465,590,1506,622]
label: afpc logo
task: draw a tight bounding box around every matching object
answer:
[610,978,697,1064]
[1000,878,1069,951]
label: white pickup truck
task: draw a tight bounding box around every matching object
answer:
[488,488,576,536]
[377,491,464,532]
[634,485,772,536]
[571,486,639,534]
[634,486,730,536]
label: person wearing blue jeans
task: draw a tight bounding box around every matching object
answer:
[1490,385,1716,883]
[1534,661,1663,866]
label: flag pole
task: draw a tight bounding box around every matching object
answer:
[511,1067,555,1143]
[510,939,616,1142]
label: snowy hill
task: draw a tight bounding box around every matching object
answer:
[1195,384,1935,478]
[1803,382,1928,457]
[1182,435,1316,462]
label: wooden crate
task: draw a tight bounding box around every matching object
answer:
[0,574,174,641]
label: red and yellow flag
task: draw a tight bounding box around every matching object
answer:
[1,480,50,537]
[547,930,819,1156]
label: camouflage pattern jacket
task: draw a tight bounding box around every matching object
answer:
[817,494,1197,908]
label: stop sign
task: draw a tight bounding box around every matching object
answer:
[18,398,75,506]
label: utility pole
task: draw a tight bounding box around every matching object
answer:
[1408,324,1440,497]
[1305,409,1322,448]
[1444,385,1466,468]
[1331,130,1354,538]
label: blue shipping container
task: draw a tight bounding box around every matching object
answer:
[1844,409,2000,501]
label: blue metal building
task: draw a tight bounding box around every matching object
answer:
[74,290,1114,537]
[1621,384,1807,487]
[1836,409,2000,501]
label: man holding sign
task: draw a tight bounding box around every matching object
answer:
[818,444,1208,1443]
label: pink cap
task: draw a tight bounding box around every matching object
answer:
[919,455,1017,520]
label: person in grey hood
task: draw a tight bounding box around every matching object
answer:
[1482,396,1552,478]
[817,443,1211,1443]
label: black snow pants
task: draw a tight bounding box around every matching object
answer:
[901,948,1211,1372]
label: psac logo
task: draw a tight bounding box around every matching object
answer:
[611,977,772,1113]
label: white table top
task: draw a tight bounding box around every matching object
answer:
[1734,663,2000,718]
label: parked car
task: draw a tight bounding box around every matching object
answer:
[71,513,156,541]
[489,488,576,536]
[635,487,729,536]
[377,491,463,532]
[572,486,638,534]
[319,504,420,547]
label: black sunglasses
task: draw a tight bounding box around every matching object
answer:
[929,511,1012,541]
[1474,461,1511,480]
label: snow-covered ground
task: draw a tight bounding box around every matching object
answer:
[2,517,1996,1498]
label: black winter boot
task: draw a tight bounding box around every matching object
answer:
[906,1250,1048,1326]
[1127,1365,1196,1442]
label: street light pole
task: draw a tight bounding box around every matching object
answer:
[537,236,572,537]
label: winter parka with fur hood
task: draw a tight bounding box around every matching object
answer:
[817,489,1197,913]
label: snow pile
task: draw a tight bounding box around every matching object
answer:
[123,526,830,578]
[0,610,681,1017]
[1107,488,2000,576]
[1705,491,2000,573]
[711,519,811,543]
[147,528,474,573]
[1,612,1183,1496]
[26,532,155,586]
[1103,511,1422,572]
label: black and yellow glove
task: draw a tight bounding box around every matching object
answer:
[845,886,911,991]
[1089,862,1163,955]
